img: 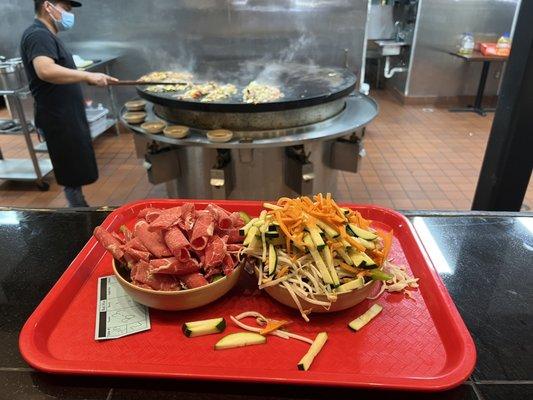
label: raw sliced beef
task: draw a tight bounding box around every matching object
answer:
[148,206,182,231]
[134,220,172,258]
[149,257,200,275]
[112,231,125,245]
[206,203,232,229]
[190,211,215,251]
[222,254,237,276]
[131,260,181,291]
[218,228,242,244]
[229,212,245,229]
[164,227,191,261]
[226,244,243,252]
[94,227,124,260]
[127,237,149,252]
[181,272,209,289]
[122,245,150,261]
[138,207,162,224]
[204,236,227,268]
[119,225,133,242]
[178,203,196,232]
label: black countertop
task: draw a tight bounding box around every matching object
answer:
[0,209,531,400]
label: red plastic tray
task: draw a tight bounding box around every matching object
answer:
[19,199,475,391]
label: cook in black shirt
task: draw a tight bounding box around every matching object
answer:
[20,0,118,207]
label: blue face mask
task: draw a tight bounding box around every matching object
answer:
[49,3,75,32]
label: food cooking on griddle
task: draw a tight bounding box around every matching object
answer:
[140,71,194,93]
[93,203,245,291]
[242,81,284,103]
[201,83,238,102]
[180,82,237,102]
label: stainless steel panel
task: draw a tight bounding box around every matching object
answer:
[327,137,362,173]
[0,1,369,104]
[165,141,336,200]
[145,149,181,185]
[367,4,396,40]
[407,0,519,97]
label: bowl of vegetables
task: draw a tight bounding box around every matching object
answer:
[241,195,393,321]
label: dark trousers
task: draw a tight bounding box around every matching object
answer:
[64,186,89,207]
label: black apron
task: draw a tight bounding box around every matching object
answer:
[22,20,98,187]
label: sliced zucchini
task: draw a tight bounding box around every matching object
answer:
[355,237,376,250]
[182,317,226,337]
[214,332,266,350]
[243,226,259,246]
[341,238,352,249]
[239,217,257,237]
[336,277,364,292]
[308,226,325,250]
[297,332,328,371]
[304,235,333,284]
[238,211,252,225]
[248,235,262,251]
[265,230,279,238]
[348,250,365,267]
[303,233,316,251]
[346,224,378,241]
[268,243,277,275]
[359,252,377,268]
[322,246,340,287]
[315,220,339,239]
[369,269,392,281]
[337,247,353,265]
[348,304,383,331]
[349,250,376,268]
[267,236,284,246]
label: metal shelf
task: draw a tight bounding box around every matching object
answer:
[0,159,53,181]
[121,94,378,149]
[34,118,117,153]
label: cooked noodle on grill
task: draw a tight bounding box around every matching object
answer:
[242,81,284,104]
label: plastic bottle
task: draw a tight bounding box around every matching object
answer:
[459,32,475,55]
[496,32,511,56]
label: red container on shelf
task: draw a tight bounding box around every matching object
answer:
[480,42,498,56]
[19,199,476,391]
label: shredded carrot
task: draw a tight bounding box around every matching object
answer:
[276,265,289,279]
[260,319,290,335]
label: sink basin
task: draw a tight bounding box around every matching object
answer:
[373,39,409,56]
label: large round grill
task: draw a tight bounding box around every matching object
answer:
[136,62,357,131]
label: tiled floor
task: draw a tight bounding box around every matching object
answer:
[0,90,531,210]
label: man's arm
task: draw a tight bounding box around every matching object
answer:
[33,56,117,86]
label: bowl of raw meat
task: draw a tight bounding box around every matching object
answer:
[94,202,246,311]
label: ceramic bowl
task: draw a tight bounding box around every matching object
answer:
[124,99,146,111]
[263,279,378,313]
[163,125,190,139]
[112,259,243,311]
[207,129,233,143]
[141,121,166,134]
[123,112,147,125]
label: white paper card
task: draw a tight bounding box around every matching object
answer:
[95,275,150,340]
